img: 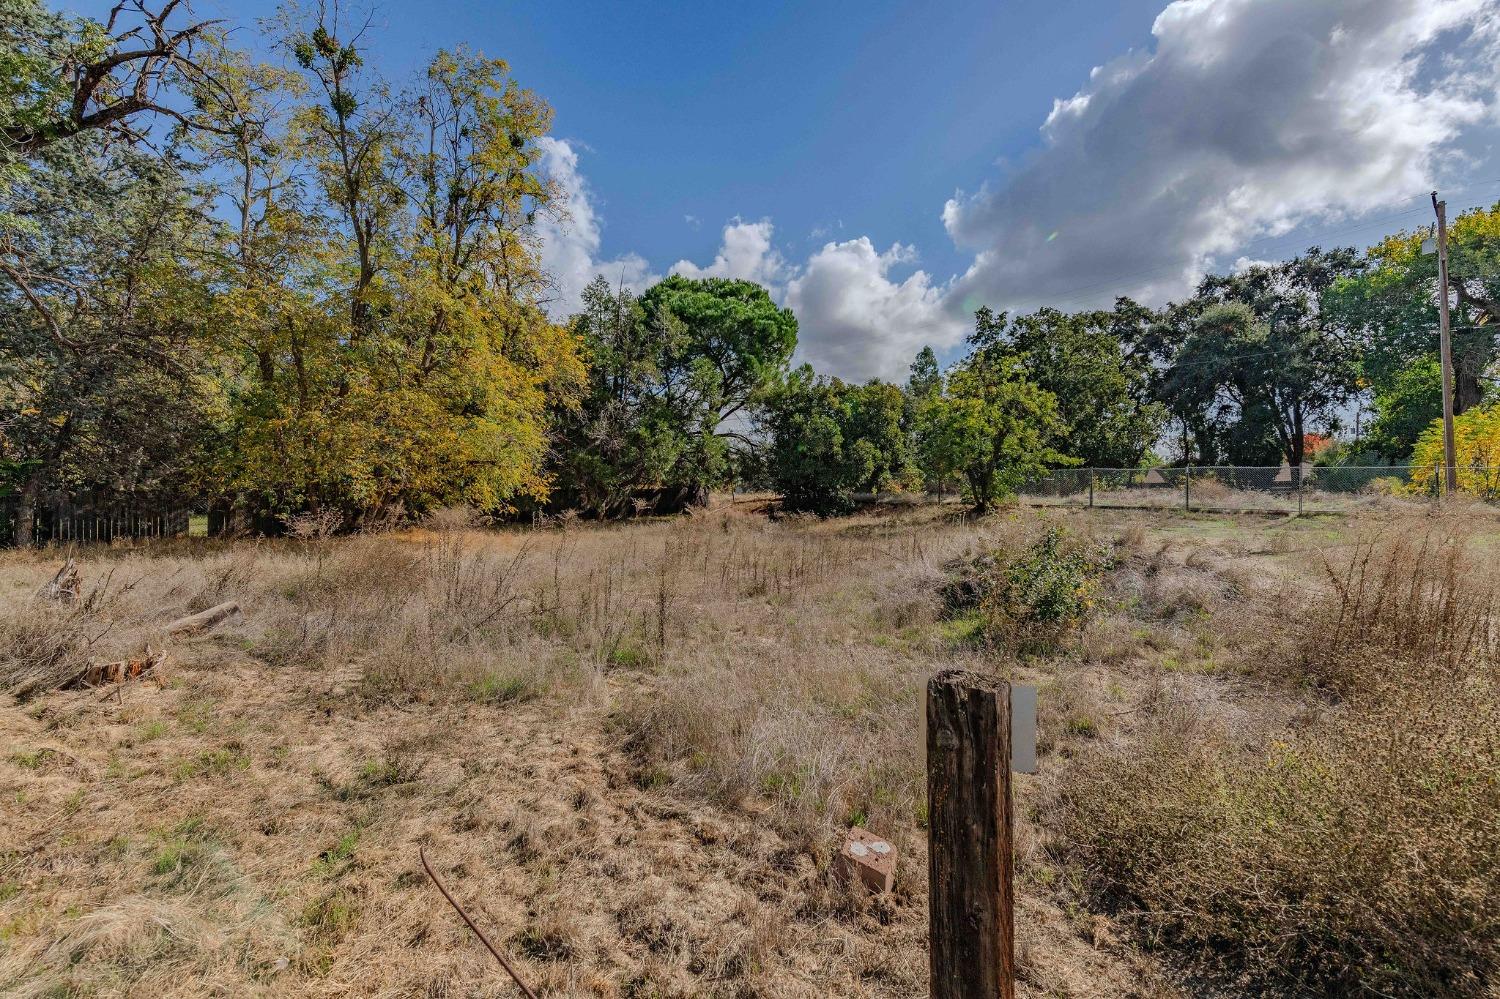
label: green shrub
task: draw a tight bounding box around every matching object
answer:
[944,527,1110,643]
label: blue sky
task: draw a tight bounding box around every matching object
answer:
[69,0,1500,380]
[172,0,1163,278]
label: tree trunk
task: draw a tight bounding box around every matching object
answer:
[1453,284,1496,415]
[967,466,991,514]
[1289,408,1305,468]
[11,473,40,549]
[1454,343,1487,415]
[12,416,74,549]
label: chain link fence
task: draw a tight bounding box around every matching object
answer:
[0,463,1482,548]
[1015,465,1448,514]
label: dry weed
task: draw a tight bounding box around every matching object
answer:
[1058,513,1500,997]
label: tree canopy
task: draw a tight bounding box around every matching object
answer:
[6,0,1500,537]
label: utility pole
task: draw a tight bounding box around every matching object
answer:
[1432,193,1458,495]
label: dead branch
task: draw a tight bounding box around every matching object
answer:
[164,600,240,636]
[419,845,538,999]
[35,560,82,604]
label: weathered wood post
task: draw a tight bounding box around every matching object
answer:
[927,669,1014,999]
[1088,469,1094,509]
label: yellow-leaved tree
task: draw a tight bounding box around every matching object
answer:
[1410,405,1500,499]
[200,22,581,523]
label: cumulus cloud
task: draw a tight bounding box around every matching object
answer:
[942,0,1500,316]
[785,238,967,384]
[541,0,1500,381]
[665,223,965,382]
[669,219,792,287]
[535,137,659,317]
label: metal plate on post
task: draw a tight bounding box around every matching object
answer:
[1010,684,1037,774]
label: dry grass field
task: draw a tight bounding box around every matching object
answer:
[1,499,1495,997]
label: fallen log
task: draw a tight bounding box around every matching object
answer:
[65,650,167,689]
[165,601,241,636]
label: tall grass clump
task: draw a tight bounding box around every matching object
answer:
[1056,518,1500,996]
[1303,523,1499,691]
[0,607,89,699]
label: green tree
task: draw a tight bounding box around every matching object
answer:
[0,0,226,159]
[638,275,797,502]
[1326,204,1500,458]
[758,367,915,515]
[1000,306,1165,467]
[844,380,915,495]
[549,276,691,516]
[903,345,955,493]
[906,345,941,400]
[915,316,1073,512]
[0,139,219,546]
[1364,359,1441,462]
[1164,251,1361,467]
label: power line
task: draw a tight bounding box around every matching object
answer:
[1150,325,1496,376]
[1013,179,1500,312]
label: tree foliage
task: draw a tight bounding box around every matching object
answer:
[549,276,686,516]
[7,0,1500,545]
[635,275,797,499]
[203,23,581,522]
[0,0,228,159]
[988,305,1165,467]
[759,366,914,515]
[1327,204,1500,459]
[914,317,1073,512]
[0,138,218,545]
[1162,251,1361,466]
[1410,404,1500,499]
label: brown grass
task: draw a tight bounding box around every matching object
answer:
[1057,514,1500,996]
[2,501,1493,997]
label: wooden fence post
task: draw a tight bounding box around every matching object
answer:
[928,669,1014,999]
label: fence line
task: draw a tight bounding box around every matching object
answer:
[0,497,198,548]
[1014,464,1455,515]
[0,463,1478,548]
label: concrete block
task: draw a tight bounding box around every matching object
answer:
[837,826,896,893]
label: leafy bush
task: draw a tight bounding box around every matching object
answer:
[1409,403,1500,498]
[759,366,916,515]
[944,527,1110,642]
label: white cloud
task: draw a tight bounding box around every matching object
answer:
[665,222,964,382]
[941,0,1500,316]
[785,238,967,384]
[538,0,1500,382]
[669,219,791,287]
[535,137,659,317]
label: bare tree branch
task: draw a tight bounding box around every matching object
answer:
[2,1,231,156]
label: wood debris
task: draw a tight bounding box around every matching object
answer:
[35,560,81,604]
[165,600,241,636]
[65,649,167,689]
